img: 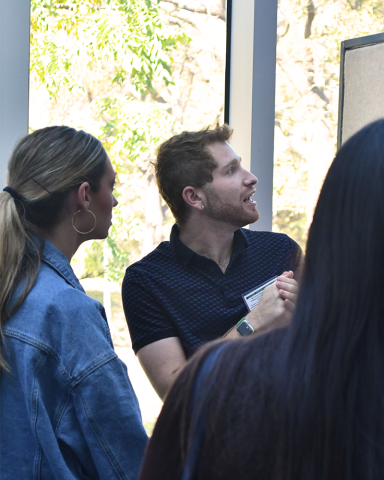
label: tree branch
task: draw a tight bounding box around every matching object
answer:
[347,0,364,9]
[306,55,329,105]
[43,4,72,10]
[161,1,226,21]
[167,10,198,28]
[309,84,329,104]
[148,86,169,105]
[276,59,304,98]
[304,1,316,39]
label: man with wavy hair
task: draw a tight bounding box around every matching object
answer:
[122,125,301,400]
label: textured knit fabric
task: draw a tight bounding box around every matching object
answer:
[122,225,301,357]
[1,239,148,480]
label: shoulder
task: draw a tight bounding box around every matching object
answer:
[34,263,105,320]
[123,241,177,283]
[242,228,298,250]
[6,264,114,378]
[241,229,302,265]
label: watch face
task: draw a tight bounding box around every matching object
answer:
[237,320,254,336]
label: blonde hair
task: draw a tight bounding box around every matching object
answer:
[0,126,107,370]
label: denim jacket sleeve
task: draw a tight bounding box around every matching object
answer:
[60,356,148,480]
[51,290,148,480]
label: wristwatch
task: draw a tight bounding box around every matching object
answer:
[236,317,255,336]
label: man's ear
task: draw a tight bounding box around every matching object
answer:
[182,186,205,211]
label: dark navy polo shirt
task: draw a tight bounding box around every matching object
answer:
[122,225,301,358]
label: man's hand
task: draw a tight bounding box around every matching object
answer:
[245,281,290,336]
[223,272,299,340]
[276,270,299,313]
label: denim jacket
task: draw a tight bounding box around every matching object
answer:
[0,240,148,480]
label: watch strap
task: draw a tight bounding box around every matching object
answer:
[236,317,255,336]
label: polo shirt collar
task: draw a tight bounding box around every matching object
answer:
[170,224,249,266]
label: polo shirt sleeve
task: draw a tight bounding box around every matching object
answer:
[285,236,303,277]
[122,270,178,354]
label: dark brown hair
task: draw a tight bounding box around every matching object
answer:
[155,124,233,225]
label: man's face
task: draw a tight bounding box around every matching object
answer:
[201,141,259,228]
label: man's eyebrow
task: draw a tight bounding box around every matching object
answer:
[222,157,241,169]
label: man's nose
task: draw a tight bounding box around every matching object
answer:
[244,170,258,185]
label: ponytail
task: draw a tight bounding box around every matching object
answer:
[0,191,41,371]
[0,126,107,371]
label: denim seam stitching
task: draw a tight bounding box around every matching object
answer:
[77,383,130,480]
[5,329,117,387]
[4,329,70,380]
[53,390,72,436]
[55,356,118,437]
[31,354,47,480]
[68,352,117,388]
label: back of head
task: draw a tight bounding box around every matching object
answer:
[280,118,384,479]
[0,126,107,370]
[292,118,384,357]
[155,124,233,225]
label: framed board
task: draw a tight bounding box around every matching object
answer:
[338,32,384,149]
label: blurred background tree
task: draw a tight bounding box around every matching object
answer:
[29,0,384,264]
[273,0,384,247]
[30,0,226,284]
[30,0,186,282]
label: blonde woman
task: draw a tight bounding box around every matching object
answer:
[0,126,147,480]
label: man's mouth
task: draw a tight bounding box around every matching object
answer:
[243,191,256,203]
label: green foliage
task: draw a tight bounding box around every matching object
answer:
[30,0,188,280]
[30,0,188,98]
[94,96,179,169]
[83,240,104,278]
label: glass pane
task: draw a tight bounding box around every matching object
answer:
[273,0,384,250]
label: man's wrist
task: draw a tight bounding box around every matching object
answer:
[244,311,265,337]
[236,317,254,336]
[221,311,264,340]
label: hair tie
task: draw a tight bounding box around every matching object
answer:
[2,186,24,203]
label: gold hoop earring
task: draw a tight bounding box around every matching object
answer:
[72,210,97,235]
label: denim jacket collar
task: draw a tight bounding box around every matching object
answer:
[42,239,85,294]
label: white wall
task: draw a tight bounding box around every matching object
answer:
[228,0,278,231]
[0,0,31,188]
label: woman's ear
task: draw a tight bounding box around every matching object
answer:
[76,182,91,210]
[182,186,205,211]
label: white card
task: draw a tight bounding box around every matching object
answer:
[242,276,278,312]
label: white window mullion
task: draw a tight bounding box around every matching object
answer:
[0,0,31,188]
